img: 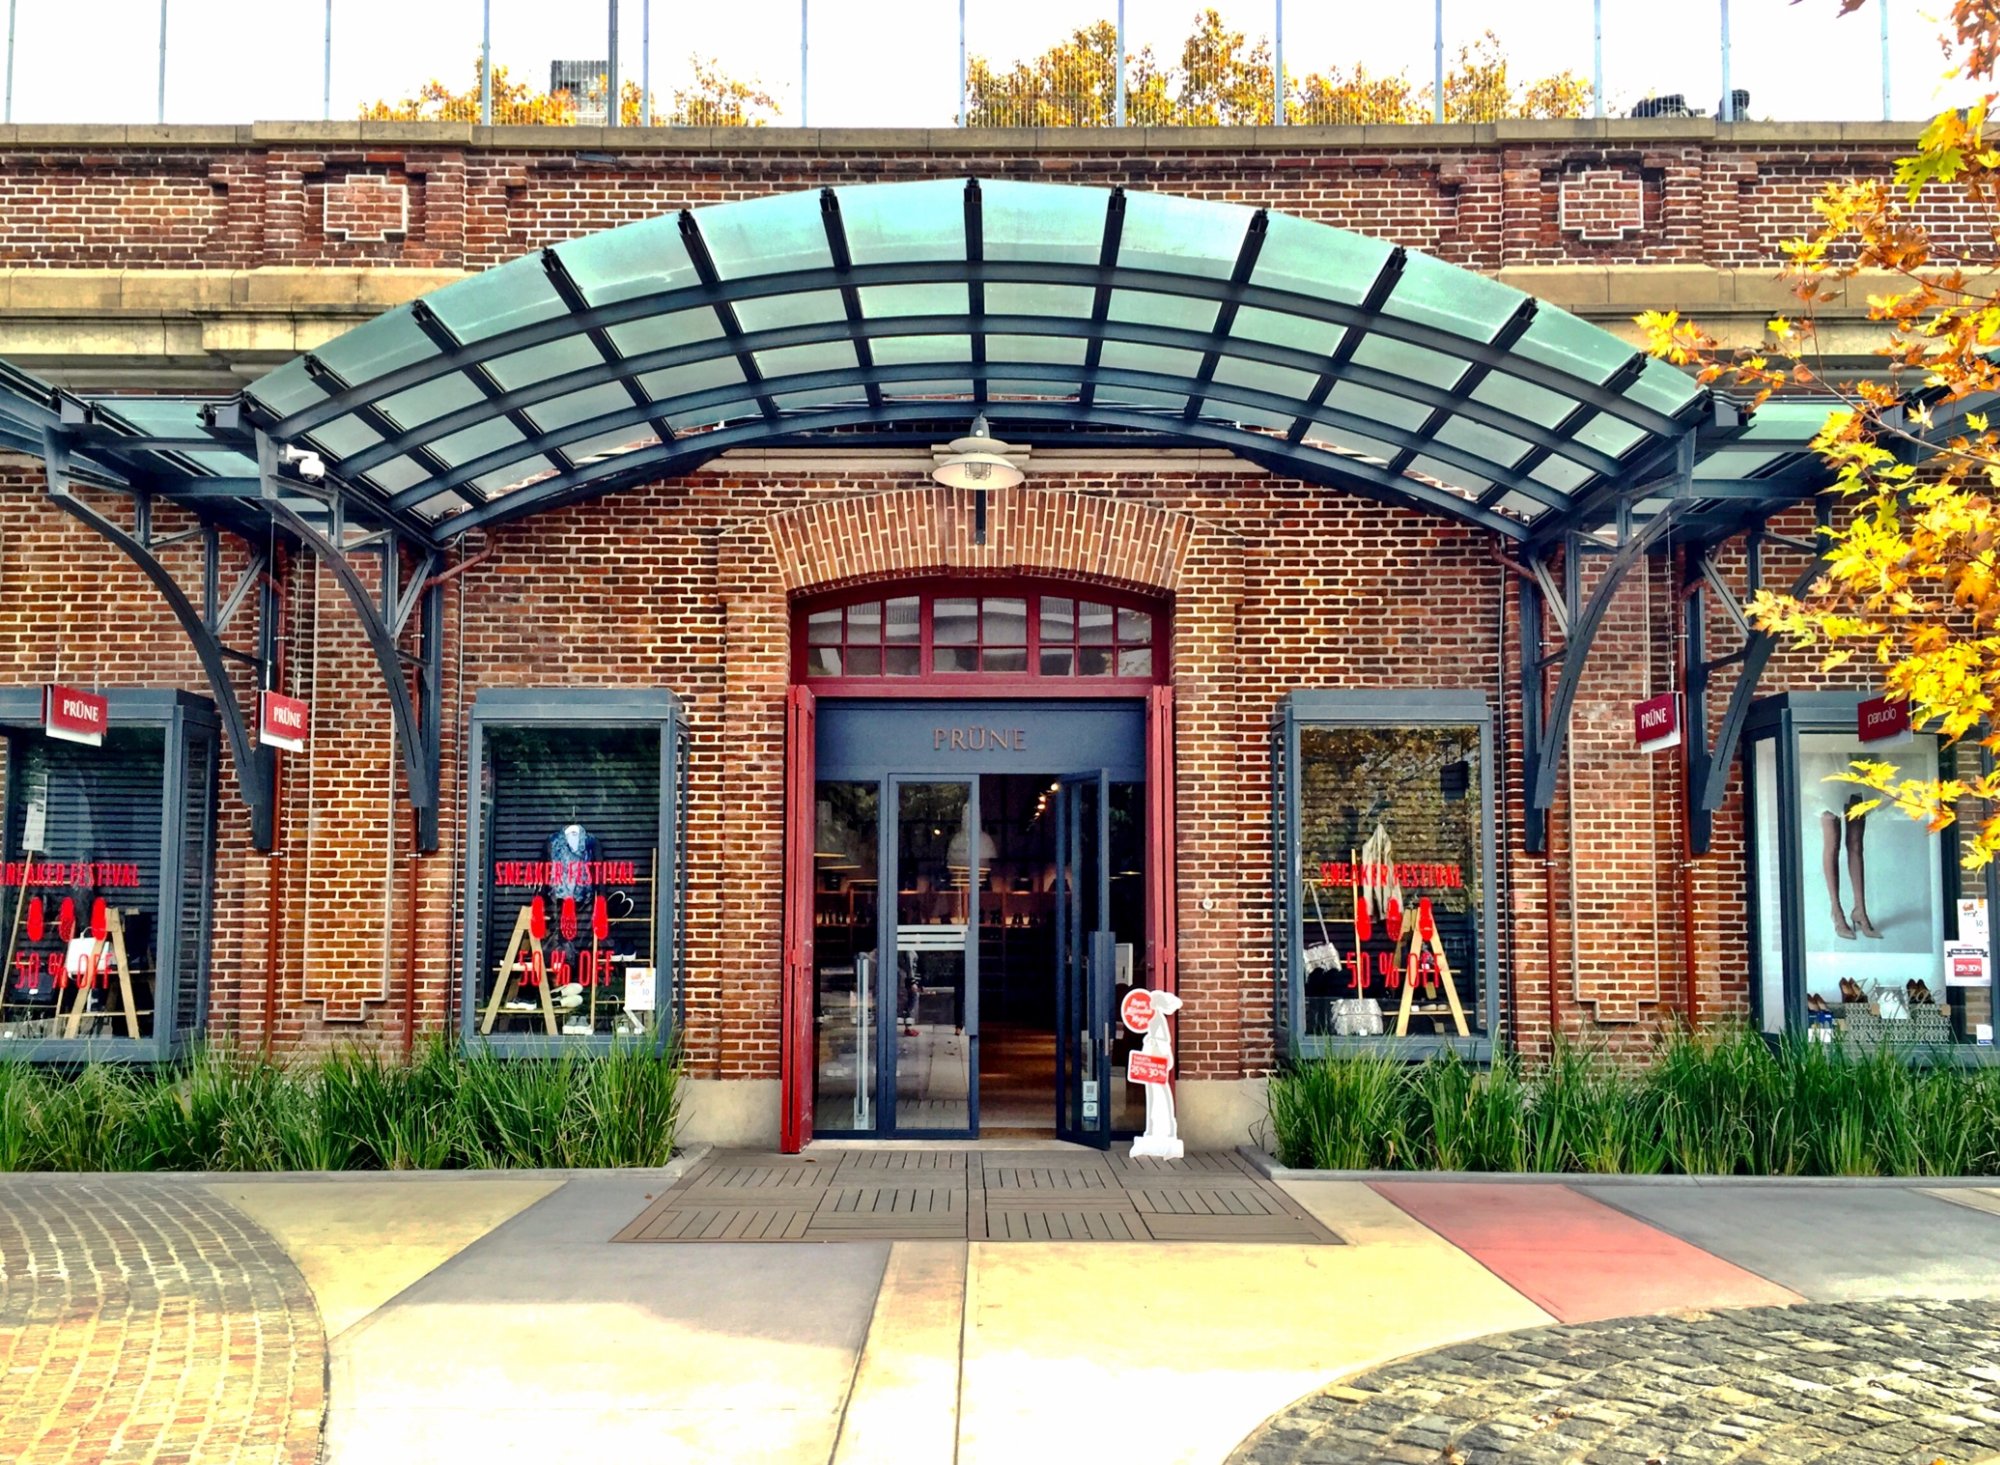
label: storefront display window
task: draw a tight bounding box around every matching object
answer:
[463,690,688,1052]
[1746,694,1996,1050]
[0,690,218,1060]
[1273,692,1499,1058]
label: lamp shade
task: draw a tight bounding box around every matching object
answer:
[932,415,1025,492]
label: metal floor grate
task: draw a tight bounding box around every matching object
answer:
[614,1145,1339,1244]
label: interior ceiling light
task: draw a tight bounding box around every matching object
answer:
[931,414,1027,545]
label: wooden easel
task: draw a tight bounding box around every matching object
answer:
[479,904,557,1035]
[61,907,144,1040]
[1390,907,1470,1038]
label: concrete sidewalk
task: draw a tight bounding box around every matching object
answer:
[6,1150,2000,1465]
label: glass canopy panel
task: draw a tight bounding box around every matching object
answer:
[310,311,439,388]
[1571,412,1649,457]
[1739,400,1839,440]
[987,334,1087,365]
[879,379,973,399]
[183,449,256,476]
[1529,454,1597,492]
[639,358,747,402]
[97,398,204,433]
[605,310,724,359]
[433,418,529,468]
[1117,190,1257,279]
[361,455,431,494]
[753,341,860,381]
[378,372,487,429]
[1382,252,1527,342]
[985,282,1095,319]
[773,388,866,411]
[1511,311,1632,386]
[1491,491,1551,519]
[980,180,1111,266]
[1251,214,1396,307]
[1305,427,1401,462]
[834,180,967,264]
[1228,305,1345,359]
[528,383,638,433]
[696,191,836,278]
[1432,416,1533,470]
[564,426,661,461]
[409,490,469,518]
[552,214,701,305]
[303,413,385,459]
[1697,449,1787,477]
[988,377,1080,398]
[1218,403,1300,431]
[1324,380,1433,432]
[1349,334,1469,394]
[857,282,969,318]
[1099,341,1203,379]
[425,254,570,344]
[1624,360,1702,416]
[1406,455,1493,495]
[1470,371,1576,430]
[245,360,324,416]
[735,290,849,333]
[1105,290,1218,334]
[872,333,971,365]
[1095,386,1186,411]
[1210,356,1321,401]
[485,335,605,394]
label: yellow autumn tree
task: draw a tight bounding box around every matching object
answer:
[362,56,778,127]
[964,13,1591,127]
[1640,1,2000,864]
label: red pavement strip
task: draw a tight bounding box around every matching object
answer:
[1371,1182,1803,1324]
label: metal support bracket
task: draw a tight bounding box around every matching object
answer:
[1682,500,1831,853]
[257,432,443,853]
[1518,432,1695,855]
[42,428,278,850]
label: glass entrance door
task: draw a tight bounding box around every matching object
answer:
[886,778,977,1135]
[1054,771,1113,1149]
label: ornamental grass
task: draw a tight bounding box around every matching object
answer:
[1269,1026,2000,1176]
[0,1034,680,1172]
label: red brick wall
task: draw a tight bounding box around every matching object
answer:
[0,127,1985,274]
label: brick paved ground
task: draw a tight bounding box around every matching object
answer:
[0,1178,324,1465]
[1230,1299,2000,1465]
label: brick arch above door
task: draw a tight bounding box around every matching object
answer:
[762,486,1196,599]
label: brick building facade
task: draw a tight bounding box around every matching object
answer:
[0,120,1984,1148]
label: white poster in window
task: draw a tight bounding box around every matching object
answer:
[1795,733,1946,1002]
[1945,943,1990,988]
[624,967,657,1011]
[22,797,45,852]
[1115,942,1134,986]
[1960,897,1990,946]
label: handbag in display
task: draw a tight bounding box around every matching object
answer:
[1303,876,1345,976]
[1329,998,1384,1036]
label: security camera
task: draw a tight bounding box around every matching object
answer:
[278,445,326,482]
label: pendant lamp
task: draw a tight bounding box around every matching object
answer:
[932,415,1027,545]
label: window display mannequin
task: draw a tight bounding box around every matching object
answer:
[1821,794,1883,941]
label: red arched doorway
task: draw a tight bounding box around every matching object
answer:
[780,577,1177,1151]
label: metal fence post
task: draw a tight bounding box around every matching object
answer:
[1593,0,1604,119]
[642,0,651,126]
[1114,0,1126,126]
[1719,0,1732,120]
[607,0,620,127]
[1273,0,1284,125]
[157,0,168,125]
[1432,0,1444,123]
[480,0,492,125]
[323,0,332,121]
[1872,0,1888,121]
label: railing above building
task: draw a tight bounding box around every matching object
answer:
[0,0,1975,131]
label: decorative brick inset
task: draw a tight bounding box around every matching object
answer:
[1558,169,1645,243]
[322,174,409,243]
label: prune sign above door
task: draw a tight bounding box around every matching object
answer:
[43,685,106,746]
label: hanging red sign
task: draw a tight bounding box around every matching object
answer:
[1858,695,1912,746]
[1120,987,1157,1034]
[43,684,106,746]
[1126,1051,1171,1086]
[259,690,310,752]
[1633,692,1681,754]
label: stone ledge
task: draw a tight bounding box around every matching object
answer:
[0,119,1931,153]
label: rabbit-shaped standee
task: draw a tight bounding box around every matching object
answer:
[1130,988,1186,1160]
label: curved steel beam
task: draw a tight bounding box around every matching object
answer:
[42,430,275,851]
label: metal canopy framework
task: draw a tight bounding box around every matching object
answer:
[0,179,1842,853]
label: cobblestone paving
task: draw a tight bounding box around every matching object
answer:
[0,1177,324,1465]
[1231,1299,2000,1465]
